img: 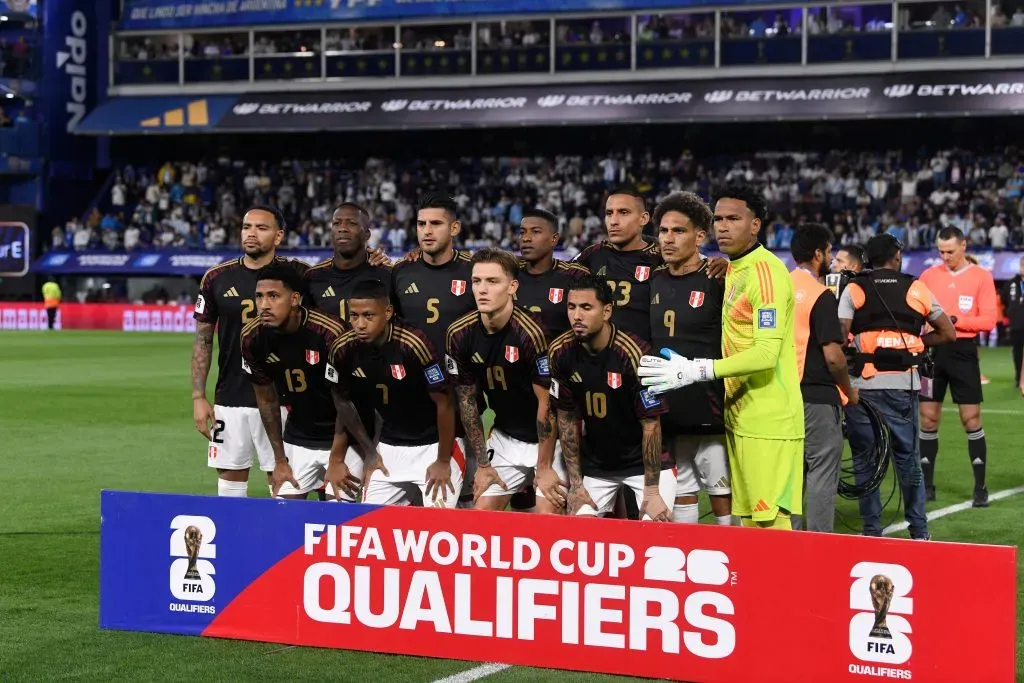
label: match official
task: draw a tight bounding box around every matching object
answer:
[41,276,61,330]
[838,234,955,539]
[790,225,857,533]
[918,227,998,506]
[1000,255,1024,388]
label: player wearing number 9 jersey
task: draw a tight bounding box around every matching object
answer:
[192,205,309,498]
[573,187,662,341]
[391,193,480,506]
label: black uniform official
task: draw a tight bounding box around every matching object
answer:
[239,308,349,449]
[515,259,590,338]
[574,239,662,341]
[1000,266,1024,386]
[648,262,726,437]
[303,259,393,323]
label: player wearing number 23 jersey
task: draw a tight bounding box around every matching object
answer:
[574,238,661,341]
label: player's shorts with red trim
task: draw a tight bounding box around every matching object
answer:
[206,405,288,472]
[669,434,731,497]
[364,438,467,509]
[726,431,803,521]
[277,443,364,501]
[575,469,677,520]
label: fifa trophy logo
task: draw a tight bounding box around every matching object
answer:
[183,525,203,581]
[869,574,895,639]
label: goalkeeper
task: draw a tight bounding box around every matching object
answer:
[640,183,804,530]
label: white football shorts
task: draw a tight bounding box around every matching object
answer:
[670,434,731,497]
[576,469,677,520]
[206,404,287,472]
[275,443,364,500]
[364,438,466,509]
[479,429,567,500]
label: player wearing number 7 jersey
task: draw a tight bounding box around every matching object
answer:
[192,205,309,498]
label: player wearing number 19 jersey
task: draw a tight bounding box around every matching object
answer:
[192,205,308,497]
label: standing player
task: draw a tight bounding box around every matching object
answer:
[640,183,804,530]
[391,192,479,506]
[303,203,393,321]
[648,192,732,526]
[328,280,461,507]
[516,208,591,338]
[831,245,865,275]
[240,264,375,499]
[549,277,675,520]
[918,227,998,506]
[573,187,662,338]
[446,248,564,513]
[192,205,303,497]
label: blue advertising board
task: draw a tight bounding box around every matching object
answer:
[0,222,30,276]
[119,0,783,31]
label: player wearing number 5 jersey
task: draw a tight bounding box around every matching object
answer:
[192,205,309,498]
[240,264,376,501]
[641,184,804,530]
[391,193,480,506]
[550,277,675,521]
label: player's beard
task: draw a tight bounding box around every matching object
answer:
[243,243,271,259]
[818,260,830,279]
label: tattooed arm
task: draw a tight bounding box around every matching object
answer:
[558,406,595,515]
[639,416,671,521]
[190,322,216,439]
[455,384,489,466]
[253,383,287,465]
[534,384,556,470]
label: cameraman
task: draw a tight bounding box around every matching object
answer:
[837,234,956,540]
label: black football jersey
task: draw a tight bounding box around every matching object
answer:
[391,250,476,359]
[330,321,450,447]
[302,259,393,322]
[446,308,550,443]
[194,256,305,408]
[649,263,726,436]
[515,259,590,338]
[548,326,669,477]
[573,239,662,341]
[240,308,349,450]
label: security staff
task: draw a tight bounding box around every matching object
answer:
[837,234,956,539]
[41,277,62,330]
[790,225,857,533]
[1001,255,1024,388]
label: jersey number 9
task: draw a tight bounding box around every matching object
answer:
[663,310,675,337]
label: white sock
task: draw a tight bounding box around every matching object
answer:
[218,478,248,497]
[268,484,274,497]
[716,514,734,526]
[672,504,699,523]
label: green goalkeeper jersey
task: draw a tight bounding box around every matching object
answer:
[712,244,804,440]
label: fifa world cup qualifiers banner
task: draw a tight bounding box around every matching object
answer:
[100,491,1017,682]
[0,303,197,332]
[120,0,783,31]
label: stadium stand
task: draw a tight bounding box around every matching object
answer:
[62,146,1024,255]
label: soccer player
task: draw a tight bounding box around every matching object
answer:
[446,248,564,513]
[831,245,865,274]
[516,208,590,338]
[918,227,999,506]
[192,205,305,497]
[303,203,393,321]
[640,183,804,530]
[549,277,675,520]
[391,192,478,506]
[573,187,663,338]
[648,192,732,525]
[240,263,375,499]
[328,280,461,507]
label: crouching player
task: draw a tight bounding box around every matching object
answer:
[549,277,675,520]
[240,263,376,500]
[328,280,463,507]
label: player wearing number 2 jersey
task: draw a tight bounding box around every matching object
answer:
[192,205,308,498]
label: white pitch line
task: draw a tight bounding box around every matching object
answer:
[431,664,512,683]
[882,485,1024,535]
[940,407,1021,415]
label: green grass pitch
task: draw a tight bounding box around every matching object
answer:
[0,331,1020,681]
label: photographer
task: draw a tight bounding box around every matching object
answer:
[837,234,956,540]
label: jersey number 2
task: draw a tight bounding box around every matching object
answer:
[211,420,225,444]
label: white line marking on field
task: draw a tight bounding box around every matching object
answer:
[941,407,1021,415]
[432,664,512,683]
[882,485,1024,535]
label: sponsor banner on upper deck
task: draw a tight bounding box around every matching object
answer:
[119,0,791,32]
[99,490,1016,682]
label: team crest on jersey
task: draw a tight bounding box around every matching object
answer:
[548,288,565,304]
[505,346,519,363]
[635,266,651,282]
[607,372,622,389]
[391,364,406,380]
[451,280,467,296]
[306,350,320,365]
[689,291,705,308]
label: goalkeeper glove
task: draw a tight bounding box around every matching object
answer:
[638,348,716,395]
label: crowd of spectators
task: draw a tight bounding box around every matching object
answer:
[51,147,1024,256]
[0,36,32,78]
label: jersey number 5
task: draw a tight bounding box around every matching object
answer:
[426,298,440,324]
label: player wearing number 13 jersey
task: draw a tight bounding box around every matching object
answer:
[192,205,309,497]
[573,187,662,341]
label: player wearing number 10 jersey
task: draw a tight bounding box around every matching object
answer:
[192,206,308,498]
